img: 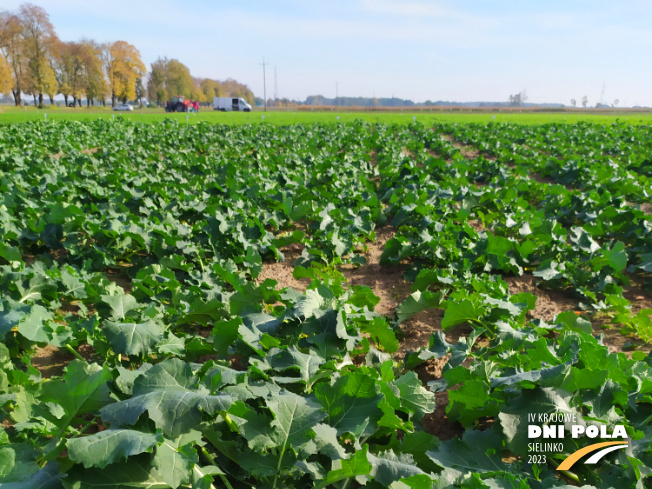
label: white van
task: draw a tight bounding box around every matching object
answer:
[213,97,252,112]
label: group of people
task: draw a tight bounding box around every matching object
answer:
[188,100,199,113]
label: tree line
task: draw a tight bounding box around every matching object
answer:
[147,57,254,107]
[0,3,254,108]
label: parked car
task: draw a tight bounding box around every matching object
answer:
[113,103,133,111]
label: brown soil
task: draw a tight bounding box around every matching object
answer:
[256,224,652,440]
[104,268,132,293]
[339,226,458,358]
[505,275,578,322]
[50,147,100,160]
[414,356,450,385]
[256,242,310,291]
[413,270,651,436]
[259,225,452,358]
[591,319,649,354]
[398,308,448,357]
[639,203,652,215]
[343,227,408,316]
[369,151,378,166]
[365,232,475,352]
[31,345,72,378]
[32,344,96,378]
[440,134,480,160]
[623,276,652,315]
[58,299,87,318]
[467,219,486,232]
[437,134,497,163]
[440,135,561,186]
[427,149,445,160]
[529,172,556,185]
[421,390,464,440]
[590,275,652,353]
[506,274,652,354]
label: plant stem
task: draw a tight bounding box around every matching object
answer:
[200,446,234,489]
[65,344,86,362]
[272,442,287,489]
[75,416,99,436]
[560,470,580,483]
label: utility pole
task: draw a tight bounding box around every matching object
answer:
[260,57,269,111]
[274,66,277,102]
[599,82,606,107]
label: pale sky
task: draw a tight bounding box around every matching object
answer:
[3,0,651,106]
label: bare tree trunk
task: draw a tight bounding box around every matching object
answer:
[63,94,68,107]
[12,90,21,106]
[111,92,116,107]
[77,98,82,107]
[38,92,43,108]
[32,93,37,105]
[49,95,54,106]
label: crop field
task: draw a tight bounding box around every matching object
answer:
[0,118,651,488]
[3,104,652,126]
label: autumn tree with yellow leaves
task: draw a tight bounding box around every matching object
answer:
[200,78,221,102]
[104,40,145,107]
[0,11,28,105]
[0,54,13,95]
[80,39,107,106]
[19,3,58,107]
[147,57,194,105]
[0,3,253,107]
[56,39,106,107]
[146,57,255,107]
[56,41,85,107]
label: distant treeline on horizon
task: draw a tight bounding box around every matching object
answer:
[258,94,566,109]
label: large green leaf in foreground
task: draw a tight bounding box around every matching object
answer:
[100,359,232,437]
[67,428,162,469]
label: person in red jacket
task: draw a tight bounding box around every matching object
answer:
[194,100,199,113]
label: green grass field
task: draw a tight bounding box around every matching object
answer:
[1,104,652,125]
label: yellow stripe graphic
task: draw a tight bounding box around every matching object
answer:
[557,441,628,471]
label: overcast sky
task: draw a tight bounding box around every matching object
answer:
[3,0,651,106]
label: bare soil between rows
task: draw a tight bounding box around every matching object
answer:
[253,217,652,439]
[32,218,652,440]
